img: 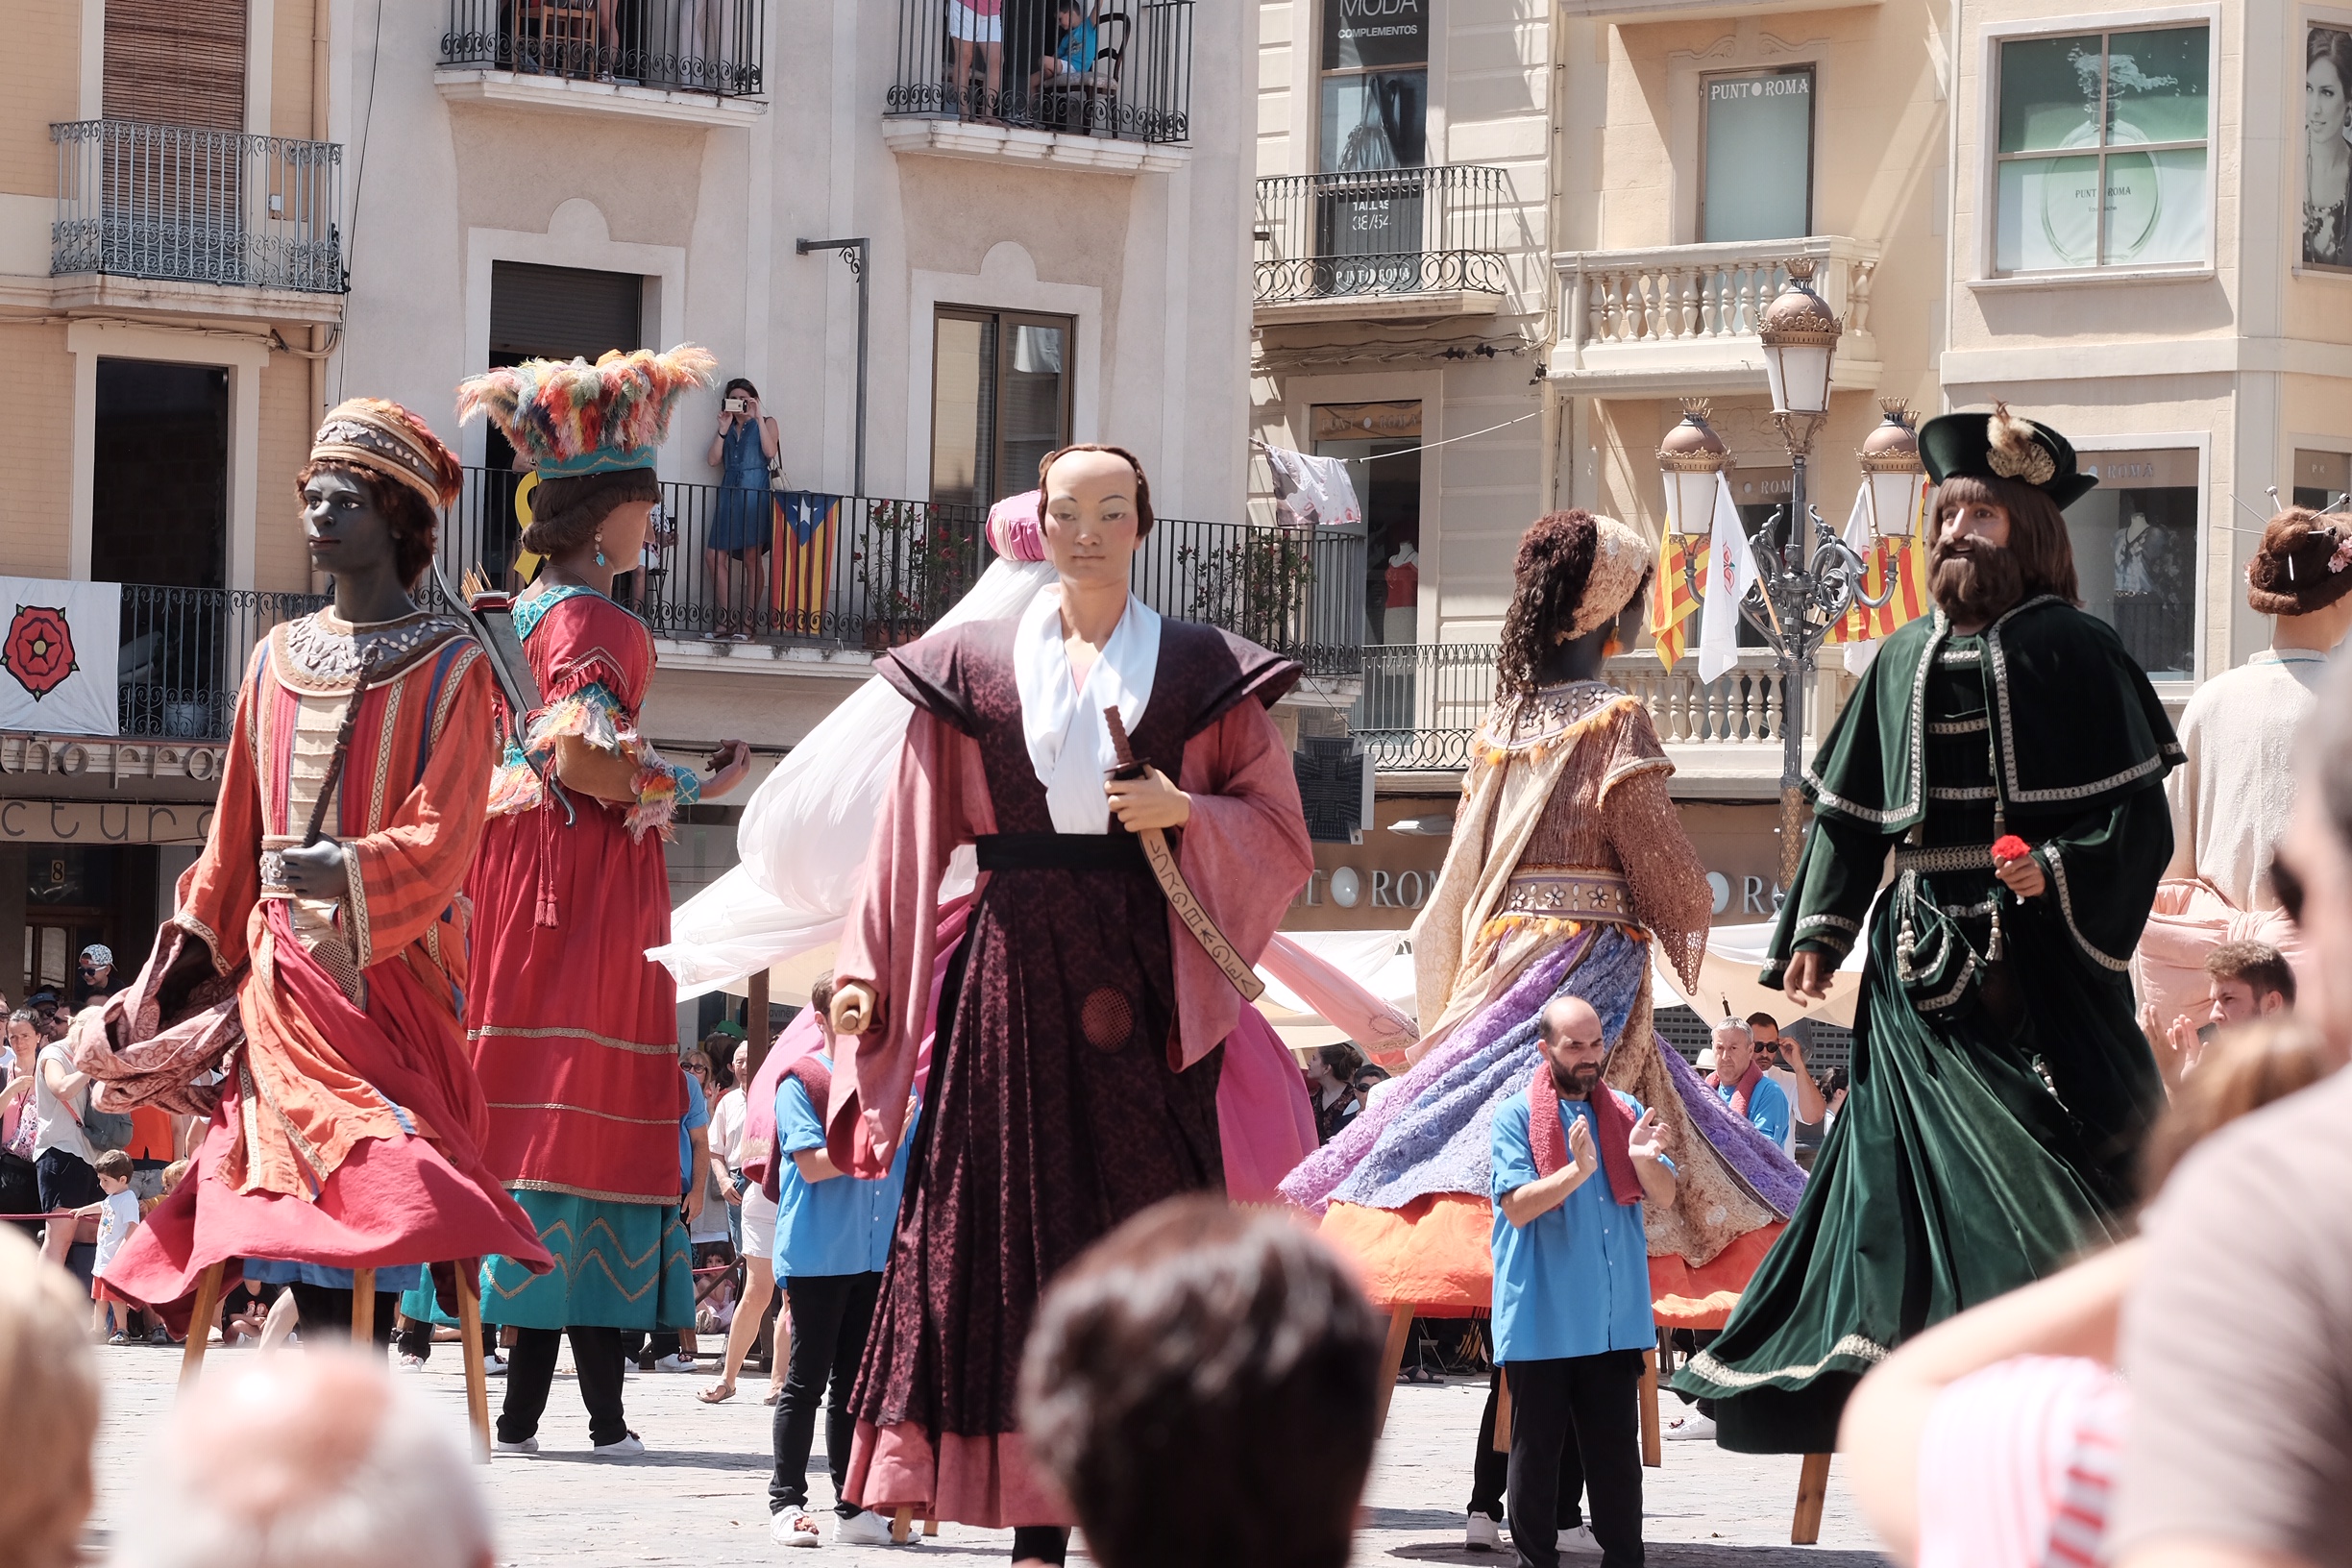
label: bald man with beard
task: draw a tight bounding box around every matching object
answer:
[1672,406,2179,1458]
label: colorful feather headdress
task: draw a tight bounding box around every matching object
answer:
[455,344,717,478]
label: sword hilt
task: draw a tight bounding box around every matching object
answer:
[1103,706,1147,781]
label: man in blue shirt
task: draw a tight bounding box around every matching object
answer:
[1704,1019,1790,1151]
[770,977,917,1549]
[1492,995,1676,1568]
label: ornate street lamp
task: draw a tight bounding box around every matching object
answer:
[1857,399,1925,538]
[1658,399,1730,540]
[1660,258,1896,892]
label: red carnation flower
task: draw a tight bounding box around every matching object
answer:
[3,604,78,700]
[1991,834,2030,864]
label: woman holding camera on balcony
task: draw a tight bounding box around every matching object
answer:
[706,378,780,642]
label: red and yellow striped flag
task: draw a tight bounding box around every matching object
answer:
[1650,529,1708,668]
[1825,478,1931,645]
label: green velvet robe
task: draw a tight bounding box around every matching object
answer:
[1670,595,2180,1454]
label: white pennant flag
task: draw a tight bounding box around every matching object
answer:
[1840,485,1881,677]
[1697,472,1759,684]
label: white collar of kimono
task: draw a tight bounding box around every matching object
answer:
[1014,585,1161,835]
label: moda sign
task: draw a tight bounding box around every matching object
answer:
[1321,0,1425,71]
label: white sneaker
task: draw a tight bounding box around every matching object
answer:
[1664,1411,1717,1441]
[771,1507,821,1548]
[834,1510,896,1546]
[1559,1524,1603,1556]
[1464,1513,1505,1552]
[649,1352,697,1373]
[592,1433,647,1458]
[483,1352,507,1377]
[397,1352,428,1371]
[492,1436,538,1455]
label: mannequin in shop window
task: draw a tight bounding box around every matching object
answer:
[1384,542,1419,645]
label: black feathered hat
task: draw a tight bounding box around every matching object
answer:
[1919,404,2097,508]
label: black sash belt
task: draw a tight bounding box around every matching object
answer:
[975,832,1148,873]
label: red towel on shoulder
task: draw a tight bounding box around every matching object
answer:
[1526,1065,1642,1205]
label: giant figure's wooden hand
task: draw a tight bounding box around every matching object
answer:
[276,841,350,899]
[830,981,878,1038]
[1783,949,1835,1006]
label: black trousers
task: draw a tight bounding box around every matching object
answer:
[500,1325,629,1447]
[286,1284,397,1349]
[1473,1366,1585,1526]
[1507,1352,1645,1568]
[770,1271,882,1515]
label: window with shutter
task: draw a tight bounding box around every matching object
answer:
[104,0,248,131]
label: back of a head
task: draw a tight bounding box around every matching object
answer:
[127,1350,492,1568]
[1018,1196,1384,1568]
[2139,1017,2345,1201]
[0,1227,99,1568]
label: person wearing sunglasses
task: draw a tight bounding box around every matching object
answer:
[71,946,112,1008]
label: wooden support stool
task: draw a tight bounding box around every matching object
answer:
[455,1264,494,1461]
[350,1268,377,1342]
[1638,1350,1662,1468]
[1373,1305,1414,1435]
[180,1261,228,1387]
[1791,1452,1831,1544]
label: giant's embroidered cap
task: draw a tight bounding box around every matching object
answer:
[1918,404,2097,508]
[1568,513,1654,639]
[308,398,463,509]
[455,345,717,478]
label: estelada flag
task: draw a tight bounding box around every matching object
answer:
[772,491,841,635]
[1649,529,1708,669]
[1824,478,1930,646]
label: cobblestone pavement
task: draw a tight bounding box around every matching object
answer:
[86,1343,1886,1567]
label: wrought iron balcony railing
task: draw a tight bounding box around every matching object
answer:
[1350,643,1790,771]
[439,0,766,95]
[51,121,346,294]
[1254,165,1513,305]
[437,469,1362,674]
[884,0,1192,143]
[117,585,330,740]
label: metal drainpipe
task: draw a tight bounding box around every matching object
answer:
[795,237,871,499]
[1535,2,1567,513]
[311,0,334,595]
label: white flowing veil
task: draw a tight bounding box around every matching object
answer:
[649,557,1060,997]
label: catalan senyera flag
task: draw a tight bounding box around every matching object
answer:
[1824,478,1930,647]
[772,490,842,636]
[1650,529,1709,669]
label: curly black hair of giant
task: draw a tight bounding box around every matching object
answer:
[1495,510,1603,698]
[294,460,440,590]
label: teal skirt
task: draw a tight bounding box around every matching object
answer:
[480,1189,695,1332]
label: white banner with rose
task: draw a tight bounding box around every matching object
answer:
[0,577,122,737]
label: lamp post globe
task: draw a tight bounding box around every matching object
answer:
[1858,399,1925,537]
[1757,256,1842,424]
[1657,398,1731,539]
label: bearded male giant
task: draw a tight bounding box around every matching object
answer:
[1670,406,2179,1455]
